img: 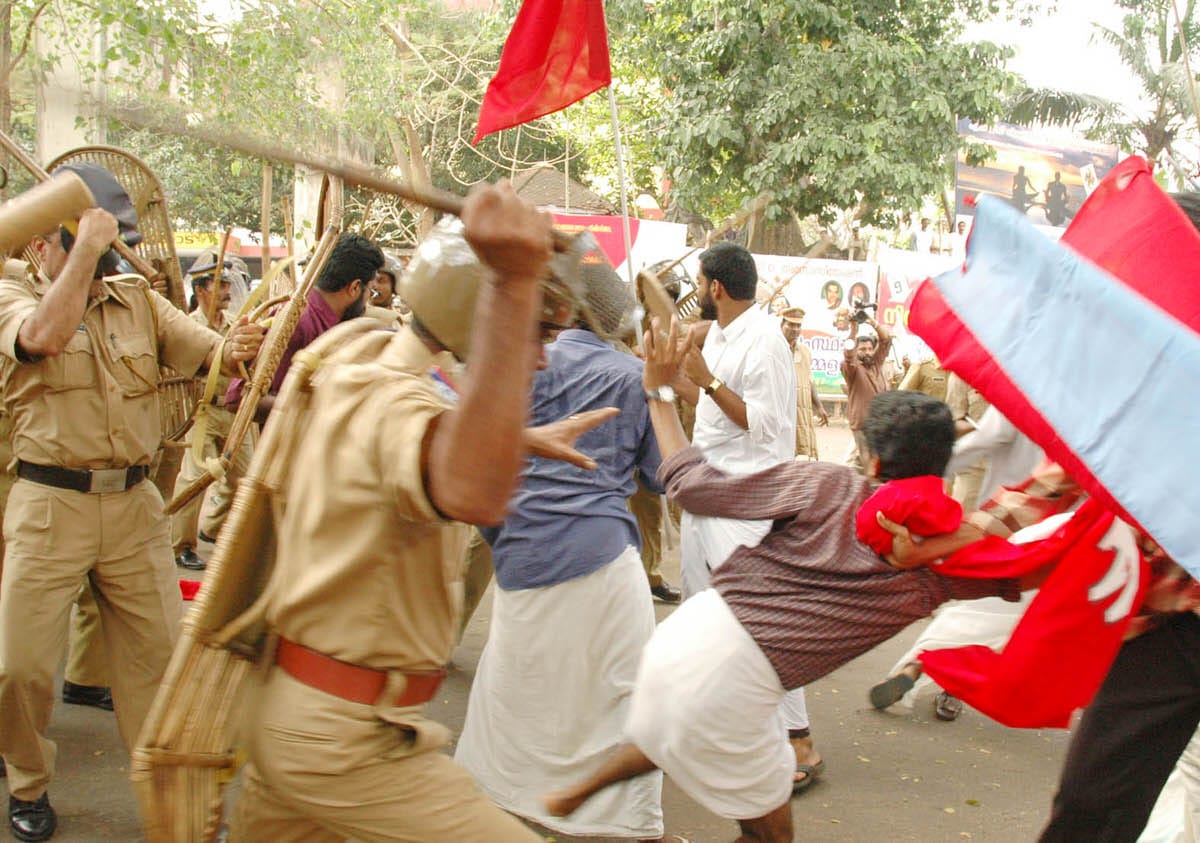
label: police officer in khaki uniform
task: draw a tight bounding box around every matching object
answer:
[0,163,265,841]
[228,183,572,842]
[780,307,828,459]
[171,257,254,570]
[945,372,991,510]
[899,354,950,402]
[1,261,113,714]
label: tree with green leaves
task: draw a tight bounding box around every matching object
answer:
[591,0,1020,245]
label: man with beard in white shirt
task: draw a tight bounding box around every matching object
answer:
[672,241,823,793]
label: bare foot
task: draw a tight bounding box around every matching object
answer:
[544,788,587,818]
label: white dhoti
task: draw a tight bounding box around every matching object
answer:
[627,588,794,820]
[455,546,663,838]
[680,512,771,600]
[680,512,807,729]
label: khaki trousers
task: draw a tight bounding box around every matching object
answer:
[952,461,987,512]
[851,429,871,475]
[0,478,181,800]
[229,670,540,842]
[0,452,108,689]
[458,529,494,640]
[170,426,254,551]
[64,582,108,687]
[628,477,664,588]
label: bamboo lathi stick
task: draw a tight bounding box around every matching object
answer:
[260,165,272,279]
[0,128,169,286]
[163,221,341,515]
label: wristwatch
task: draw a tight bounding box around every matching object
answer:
[644,385,676,403]
[704,376,724,396]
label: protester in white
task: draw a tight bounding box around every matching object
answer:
[672,241,822,791]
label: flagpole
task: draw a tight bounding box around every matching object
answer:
[607,86,636,290]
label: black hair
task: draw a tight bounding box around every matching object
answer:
[317,233,385,293]
[697,241,757,301]
[1171,192,1200,232]
[863,390,955,481]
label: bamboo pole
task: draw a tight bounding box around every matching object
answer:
[280,196,297,292]
[260,165,272,279]
[0,128,167,284]
[205,226,233,329]
[103,106,574,251]
[163,221,341,515]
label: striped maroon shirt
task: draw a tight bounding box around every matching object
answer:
[660,448,1020,690]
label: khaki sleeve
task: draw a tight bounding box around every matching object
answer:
[945,373,968,419]
[0,279,38,362]
[898,363,921,392]
[375,377,453,524]
[154,292,220,376]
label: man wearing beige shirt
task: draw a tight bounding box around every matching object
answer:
[227,185,594,842]
[0,163,264,841]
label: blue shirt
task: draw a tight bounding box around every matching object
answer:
[483,330,663,590]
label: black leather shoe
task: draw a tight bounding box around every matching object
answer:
[61,681,113,711]
[9,793,56,842]
[650,583,682,604]
[176,547,206,571]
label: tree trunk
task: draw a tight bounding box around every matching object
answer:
[1,2,12,200]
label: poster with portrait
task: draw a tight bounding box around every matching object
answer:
[955,119,1119,229]
[751,254,879,395]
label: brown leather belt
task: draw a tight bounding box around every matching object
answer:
[274,636,445,708]
[17,461,150,494]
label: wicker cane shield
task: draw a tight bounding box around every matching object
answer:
[130,319,392,843]
[48,146,199,499]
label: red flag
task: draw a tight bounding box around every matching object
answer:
[908,156,1200,578]
[919,501,1147,728]
[474,0,612,144]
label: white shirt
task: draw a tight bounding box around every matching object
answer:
[692,306,796,475]
[944,406,1044,503]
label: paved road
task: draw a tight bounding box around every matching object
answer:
[16,422,1077,842]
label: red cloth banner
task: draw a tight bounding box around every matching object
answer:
[474,0,612,144]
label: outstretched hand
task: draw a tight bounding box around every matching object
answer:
[525,407,621,470]
[643,316,688,390]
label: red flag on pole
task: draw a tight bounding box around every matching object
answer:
[473,0,612,145]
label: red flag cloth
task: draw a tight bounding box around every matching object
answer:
[920,501,1148,728]
[473,0,612,144]
[855,476,962,556]
[1059,156,1200,334]
[179,579,201,601]
[908,156,1200,575]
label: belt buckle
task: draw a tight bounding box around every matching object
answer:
[88,467,128,494]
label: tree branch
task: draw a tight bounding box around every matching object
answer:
[8,0,51,75]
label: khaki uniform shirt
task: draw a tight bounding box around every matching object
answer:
[946,373,990,426]
[268,328,469,678]
[899,358,949,402]
[793,343,819,459]
[188,307,236,437]
[0,271,218,469]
